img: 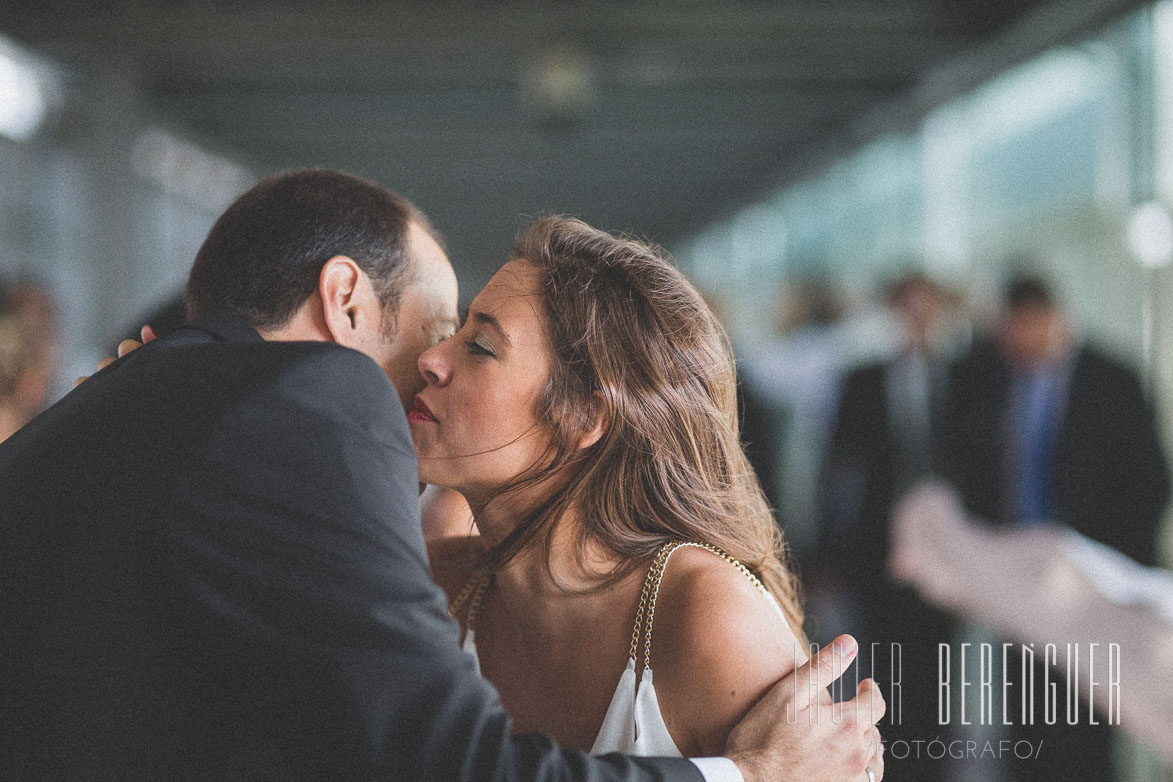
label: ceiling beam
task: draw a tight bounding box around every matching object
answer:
[2,0,967,81]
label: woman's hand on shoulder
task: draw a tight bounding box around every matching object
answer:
[651,546,806,757]
[73,326,158,388]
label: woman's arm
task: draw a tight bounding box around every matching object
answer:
[650,547,808,757]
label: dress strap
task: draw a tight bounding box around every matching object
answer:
[629,541,771,674]
[449,567,492,635]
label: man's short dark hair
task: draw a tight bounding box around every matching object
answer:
[185,169,439,330]
[1004,274,1056,311]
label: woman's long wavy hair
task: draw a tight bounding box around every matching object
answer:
[483,216,805,641]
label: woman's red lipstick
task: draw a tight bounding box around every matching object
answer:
[408,396,437,423]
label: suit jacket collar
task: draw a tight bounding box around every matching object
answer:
[182,310,265,343]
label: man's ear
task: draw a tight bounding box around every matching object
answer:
[318,255,381,347]
[578,390,610,450]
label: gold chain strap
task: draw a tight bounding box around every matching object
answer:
[628,545,670,662]
[449,567,492,633]
[629,541,770,673]
[455,541,768,662]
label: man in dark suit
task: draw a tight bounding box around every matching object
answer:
[947,276,1169,566]
[1,170,884,781]
[819,274,958,782]
[944,274,1171,782]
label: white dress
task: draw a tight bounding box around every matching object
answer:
[456,541,782,757]
[463,628,681,756]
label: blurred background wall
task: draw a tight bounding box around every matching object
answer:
[677,6,1173,562]
[0,0,1154,382]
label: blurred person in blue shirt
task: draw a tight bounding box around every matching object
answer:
[943,272,1170,782]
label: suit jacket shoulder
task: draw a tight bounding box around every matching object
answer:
[1,329,701,782]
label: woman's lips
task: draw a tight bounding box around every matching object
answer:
[407,395,437,423]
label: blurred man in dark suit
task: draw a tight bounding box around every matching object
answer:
[945,273,1170,782]
[947,275,1169,563]
[820,273,960,782]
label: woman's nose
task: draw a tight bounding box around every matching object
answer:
[418,342,450,386]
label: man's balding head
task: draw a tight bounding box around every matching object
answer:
[185,169,439,331]
[185,169,458,410]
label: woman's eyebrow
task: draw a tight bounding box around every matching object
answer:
[472,310,513,347]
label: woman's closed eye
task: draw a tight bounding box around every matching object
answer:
[466,338,497,358]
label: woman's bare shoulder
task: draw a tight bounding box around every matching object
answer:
[426,535,487,604]
[649,546,806,757]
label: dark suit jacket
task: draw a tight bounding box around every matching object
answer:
[0,312,700,782]
[945,340,1170,566]
[820,360,955,655]
[821,362,895,585]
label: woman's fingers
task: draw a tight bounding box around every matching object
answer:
[75,356,116,388]
[117,339,144,358]
[75,329,155,388]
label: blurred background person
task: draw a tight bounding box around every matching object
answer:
[946,273,1169,565]
[891,481,1173,772]
[739,278,850,566]
[0,280,57,442]
[0,290,37,441]
[815,271,966,782]
[943,273,1171,782]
